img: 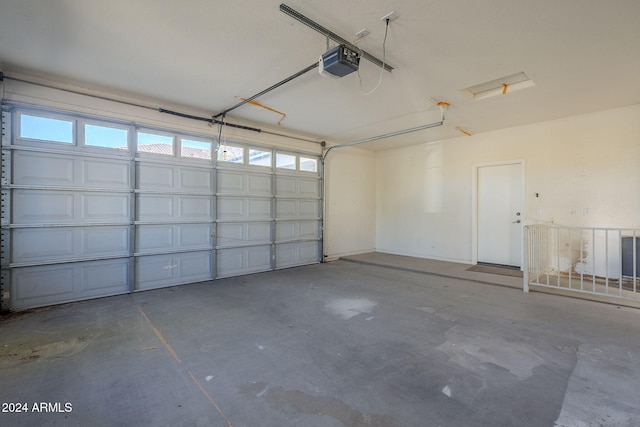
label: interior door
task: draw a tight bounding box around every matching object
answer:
[477,162,523,267]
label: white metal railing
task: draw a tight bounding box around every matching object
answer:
[524,224,639,300]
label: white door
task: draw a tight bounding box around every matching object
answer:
[477,162,523,267]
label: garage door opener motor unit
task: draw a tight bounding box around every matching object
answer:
[319,45,360,78]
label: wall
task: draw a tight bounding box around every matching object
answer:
[375,104,640,264]
[323,146,377,259]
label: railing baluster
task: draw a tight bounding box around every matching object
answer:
[634,230,637,297]
[605,229,609,294]
[568,228,572,289]
[556,227,561,287]
[579,228,584,291]
[618,229,622,296]
[523,226,529,293]
[592,228,596,293]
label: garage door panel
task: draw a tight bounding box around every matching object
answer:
[218,172,244,193]
[138,163,212,192]
[180,168,213,192]
[82,227,129,255]
[179,196,212,219]
[13,151,74,185]
[217,223,243,246]
[82,194,130,221]
[179,223,212,247]
[299,200,319,217]
[217,222,271,246]
[82,158,130,188]
[276,221,320,242]
[217,198,243,218]
[247,246,271,269]
[136,251,212,290]
[276,241,319,268]
[13,226,130,263]
[137,224,211,253]
[247,174,272,195]
[276,199,319,219]
[217,246,271,277]
[276,200,297,218]
[178,251,212,281]
[247,199,271,218]
[11,259,129,310]
[218,197,270,220]
[13,228,74,262]
[15,265,74,300]
[298,179,319,197]
[276,176,319,198]
[13,190,74,224]
[81,261,129,292]
[13,151,130,189]
[247,222,272,242]
[217,248,244,274]
[137,194,174,220]
[137,194,211,221]
[13,191,130,224]
[137,225,173,252]
[218,171,271,196]
[276,176,297,196]
[136,254,175,286]
[137,163,175,189]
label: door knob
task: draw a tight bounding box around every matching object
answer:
[512,219,521,223]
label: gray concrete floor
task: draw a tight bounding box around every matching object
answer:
[1,254,640,426]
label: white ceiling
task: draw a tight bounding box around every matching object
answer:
[1,0,639,150]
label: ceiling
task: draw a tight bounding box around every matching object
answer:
[1,0,639,150]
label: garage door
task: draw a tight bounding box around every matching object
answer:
[0,105,321,311]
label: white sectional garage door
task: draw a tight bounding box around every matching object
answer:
[1,105,321,311]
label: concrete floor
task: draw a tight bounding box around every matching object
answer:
[1,254,640,426]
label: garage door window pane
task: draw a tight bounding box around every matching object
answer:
[20,114,73,144]
[137,132,174,155]
[276,153,296,170]
[249,149,272,167]
[85,124,128,150]
[181,138,211,160]
[218,145,244,163]
[300,157,318,173]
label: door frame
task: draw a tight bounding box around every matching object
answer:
[471,159,525,268]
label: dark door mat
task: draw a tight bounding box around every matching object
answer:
[467,264,523,277]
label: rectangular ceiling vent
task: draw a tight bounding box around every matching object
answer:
[461,72,535,101]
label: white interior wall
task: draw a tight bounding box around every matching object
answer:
[323,146,376,259]
[375,104,640,264]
